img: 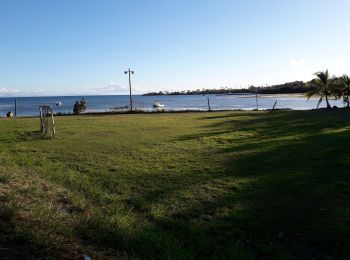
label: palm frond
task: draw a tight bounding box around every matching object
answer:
[341,74,350,83]
[314,70,329,86]
[306,90,318,100]
[341,74,350,90]
[307,79,322,89]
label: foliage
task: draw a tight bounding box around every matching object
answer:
[306,70,339,109]
[73,98,87,114]
[305,71,350,109]
[1,110,350,258]
[336,75,350,108]
[144,81,313,96]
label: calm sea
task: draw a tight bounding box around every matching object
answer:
[0,94,346,117]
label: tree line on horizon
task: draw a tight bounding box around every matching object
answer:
[143,81,311,96]
[144,70,350,109]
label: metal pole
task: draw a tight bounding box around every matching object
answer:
[255,88,259,110]
[128,69,133,111]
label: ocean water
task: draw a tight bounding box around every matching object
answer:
[0,94,346,117]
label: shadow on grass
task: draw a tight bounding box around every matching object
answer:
[155,110,350,258]
[165,133,350,258]
[106,110,350,259]
[14,131,54,142]
[0,205,57,259]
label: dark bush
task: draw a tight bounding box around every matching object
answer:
[73,98,87,114]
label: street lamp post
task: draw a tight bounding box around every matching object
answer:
[124,68,134,111]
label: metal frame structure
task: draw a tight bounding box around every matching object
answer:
[39,105,56,139]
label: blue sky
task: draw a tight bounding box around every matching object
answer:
[0,0,349,96]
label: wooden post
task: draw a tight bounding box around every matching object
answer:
[272,101,277,111]
[207,97,211,111]
[39,107,44,132]
[50,106,56,139]
[14,98,17,116]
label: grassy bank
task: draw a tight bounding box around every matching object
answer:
[1,110,350,259]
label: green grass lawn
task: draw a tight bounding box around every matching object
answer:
[1,110,350,259]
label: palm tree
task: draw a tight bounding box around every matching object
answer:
[338,75,350,108]
[306,70,335,109]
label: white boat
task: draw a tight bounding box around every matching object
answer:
[153,101,164,108]
[56,101,62,106]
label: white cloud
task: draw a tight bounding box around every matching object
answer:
[95,82,128,93]
[85,82,142,95]
[32,88,44,93]
[0,87,19,96]
[289,58,306,67]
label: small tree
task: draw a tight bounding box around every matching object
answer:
[73,98,87,114]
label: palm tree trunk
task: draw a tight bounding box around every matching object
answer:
[325,94,331,108]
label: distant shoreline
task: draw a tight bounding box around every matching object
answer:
[143,93,308,98]
[143,81,316,96]
[143,92,309,96]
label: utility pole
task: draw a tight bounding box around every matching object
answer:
[124,68,134,111]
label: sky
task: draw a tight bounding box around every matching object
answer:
[0,0,349,96]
